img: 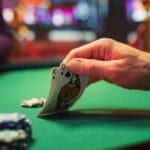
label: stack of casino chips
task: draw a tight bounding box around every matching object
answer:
[0,113,32,149]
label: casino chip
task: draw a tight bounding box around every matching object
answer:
[21,98,46,107]
[0,113,32,149]
[0,129,28,149]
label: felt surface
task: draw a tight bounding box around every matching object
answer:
[1,68,150,150]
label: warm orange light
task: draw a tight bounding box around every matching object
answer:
[19,0,50,7]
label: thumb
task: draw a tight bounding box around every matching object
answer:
[66,58,112,76]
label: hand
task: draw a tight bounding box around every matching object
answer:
[63,38,150,90]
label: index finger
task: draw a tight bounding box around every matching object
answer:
[62,40,98,64]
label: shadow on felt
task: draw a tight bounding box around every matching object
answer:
[41,108,150,118]
[39,108,150,128]
[36,109,150,150]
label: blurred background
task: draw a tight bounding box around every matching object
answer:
[0,0,150,70]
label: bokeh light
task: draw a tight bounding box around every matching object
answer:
[52,9,64,26]
[3,8,14,23]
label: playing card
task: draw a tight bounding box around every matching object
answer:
[38,64,89,117]
[50,67,58,88]
[44,67,62,107]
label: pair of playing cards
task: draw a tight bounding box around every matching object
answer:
[38,64,89,117]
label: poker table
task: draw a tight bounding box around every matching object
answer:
[1,67,150,150]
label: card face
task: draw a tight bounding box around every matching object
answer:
[38,64,89,117]
[50,67,59,89]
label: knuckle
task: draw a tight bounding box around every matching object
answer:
[89,61,95,74]
[88,60,98,75]
[96,38,115,52]
[99,38,114,44]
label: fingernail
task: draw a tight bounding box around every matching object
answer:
[67,59,81,73]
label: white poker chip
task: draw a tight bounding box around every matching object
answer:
[0,129,27,143]
[0,113,26,123]
[20,98,46,107]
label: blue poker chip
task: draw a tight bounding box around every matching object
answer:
[0,113,32,143]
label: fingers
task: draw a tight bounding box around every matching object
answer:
[63,41,97,64]
[66,58,112,76]
[63,38,114,64]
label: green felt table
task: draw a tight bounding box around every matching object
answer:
[1,68,150,150]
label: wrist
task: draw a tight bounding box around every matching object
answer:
[139,51,150,90]
[140,51,150,67]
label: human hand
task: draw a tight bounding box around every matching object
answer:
[63,38,150,90]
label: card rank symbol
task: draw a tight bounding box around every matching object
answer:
[57,73,81,109]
